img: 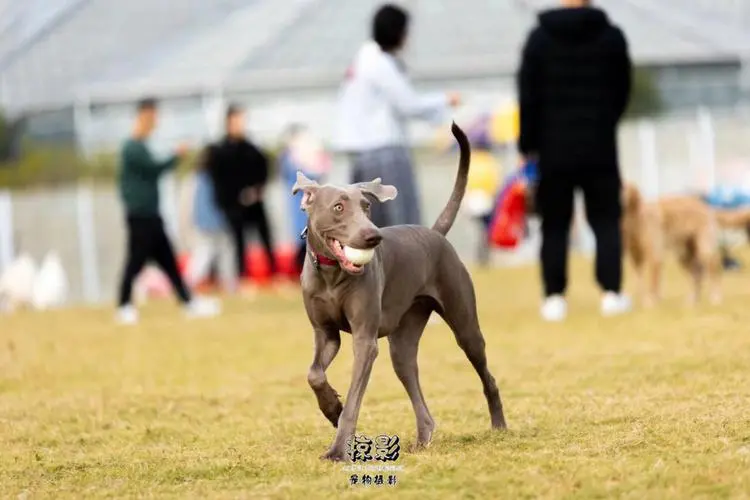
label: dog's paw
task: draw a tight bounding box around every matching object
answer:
[409,439,432,453]
[412,419,435,450]
[492,414,508,430]
[320,447,350,462]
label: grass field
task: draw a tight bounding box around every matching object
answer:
[2,254,750,499]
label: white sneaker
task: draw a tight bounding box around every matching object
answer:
[601,292,631,317]
[116,304,139,325]
[541,295,567,322]
[184,296,221,319]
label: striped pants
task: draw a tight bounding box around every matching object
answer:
[350,146,421,228]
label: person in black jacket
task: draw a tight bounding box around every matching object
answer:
[206,104,276,282]
[517,0,633,322]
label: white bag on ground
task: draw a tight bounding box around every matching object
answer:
[31,252,68,310]
[0,253,37,312]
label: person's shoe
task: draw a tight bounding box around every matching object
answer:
[601,292,631,317]
[116,304,139,325]
[184,296,221,319]
[723,256,742,271]
[540,295,567,322]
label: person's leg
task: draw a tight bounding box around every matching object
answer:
[536,169,576,298]
[719,227,742,270]
[721,244,741,270]
[388,147,422,226]
[117,216,153,307]
[580,169,623,293]
[227,211,247,279]
[216,230,238,292]
[151,218,192,304]
[253,202,277,275]
[186,230,217,288]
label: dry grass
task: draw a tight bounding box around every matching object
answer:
[2,254,750,499]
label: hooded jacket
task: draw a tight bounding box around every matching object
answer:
[517,7,632,170]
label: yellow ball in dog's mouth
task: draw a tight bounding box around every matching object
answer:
[343,246,375,265]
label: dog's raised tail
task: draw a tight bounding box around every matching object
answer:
[432,122,470,236]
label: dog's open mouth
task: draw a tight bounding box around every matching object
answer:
[327,238,375,274]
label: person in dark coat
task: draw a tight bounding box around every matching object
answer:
[205,104,276,282]
[517,0,633,321]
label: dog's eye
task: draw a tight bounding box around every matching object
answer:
[333,203,344,213]
[361,201,371,211]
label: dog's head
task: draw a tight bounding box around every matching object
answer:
[292,172,397,274]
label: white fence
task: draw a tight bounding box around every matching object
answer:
[1,108,749,305]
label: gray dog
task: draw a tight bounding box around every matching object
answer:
[292,123,506,461]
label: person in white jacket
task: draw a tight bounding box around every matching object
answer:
[334,3,460,227]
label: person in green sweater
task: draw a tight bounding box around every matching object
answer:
[116,97,219,325]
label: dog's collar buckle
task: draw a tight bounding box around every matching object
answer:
[302,226,338,270]
[309,251,338,269]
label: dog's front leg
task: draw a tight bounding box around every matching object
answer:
[308,327,343,427]
[321,329,379,462]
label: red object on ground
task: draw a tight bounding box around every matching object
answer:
[138,266,172,298]
[489,181,527,249]
[274,243,298,278]
[246,245,272,285]
[245,243,300,283]
[177,252,216,292]
[180,244,300,289]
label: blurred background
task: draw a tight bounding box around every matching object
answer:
[1,0,750,304]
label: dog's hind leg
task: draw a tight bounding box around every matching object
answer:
[688,262,703,306]
[705,254,722,305]
[438,270,507,430]
[389,301,435,449]
[307,327,343,428]
[697,237,722,305]
[645,257,663,308]
[678,241,702,306]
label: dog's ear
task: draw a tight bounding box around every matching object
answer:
[291,171,319,195]
[292,171,319,210]
[354,178,398,203]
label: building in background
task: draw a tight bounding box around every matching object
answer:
[0,0,748,154]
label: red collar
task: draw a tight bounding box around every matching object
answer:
[311,252,338,267]
[301,227,338,268]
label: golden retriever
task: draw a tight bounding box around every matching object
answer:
[621,184,727,307]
